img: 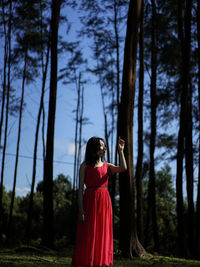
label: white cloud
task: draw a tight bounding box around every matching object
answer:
[16,187,30,197]
[54,139,86,158]
[67,143,75,156]
[54,139,68,151]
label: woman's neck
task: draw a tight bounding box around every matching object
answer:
[95,158,103,167]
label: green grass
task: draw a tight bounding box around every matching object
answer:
[0,246,200,266]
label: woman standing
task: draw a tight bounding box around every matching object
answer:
[72,136,127,266]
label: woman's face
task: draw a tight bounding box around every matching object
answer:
[98,139,106,157]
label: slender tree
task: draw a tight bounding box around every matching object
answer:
[0,0,7,149]
[176,0,189,257]
[0,0,12,241]
[26,37,50,241]
[184,0,194,256]
[42,0,61,248]
[73,73,81,193]
[196,0,200,258]
[135,0,144,243]
[145,0,159,251]
[117,0,146,257]
[7,49,27,241]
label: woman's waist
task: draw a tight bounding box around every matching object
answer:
[85,185,108,191]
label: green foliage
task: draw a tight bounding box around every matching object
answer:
[0,174,74,246]
[143,165,177,255]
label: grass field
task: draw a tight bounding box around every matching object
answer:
[0,246,200,266]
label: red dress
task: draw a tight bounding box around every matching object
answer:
[72,162,113,267]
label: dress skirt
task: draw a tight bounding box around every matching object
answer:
[72,187,113,267]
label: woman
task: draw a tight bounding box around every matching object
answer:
[72,136,127,267]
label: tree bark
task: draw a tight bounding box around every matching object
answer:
[176,0,188,257]
[42,0,60,248]
[135,0,144,244]
[0,0,12,242]
[0,0,7,149]
[184,0,194,256]
[73,72,80,196]
[196,0,200,258]
[146,0,159,252]
[118,0,146,257]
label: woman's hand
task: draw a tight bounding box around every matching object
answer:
[118,137,125,152]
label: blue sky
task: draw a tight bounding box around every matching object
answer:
[0,4,196,200]
[1,6,106,196]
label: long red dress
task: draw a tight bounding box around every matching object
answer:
[72,162,113,267]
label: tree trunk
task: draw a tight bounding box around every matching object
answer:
[26,40,50,241]
[73,72,80,196]
[118,0,146,257]
[77,82,84,177]
[0,0,12,242]
[75,74,84,188]
[0,0,7,149]
[176,0,188,257]
[110,0,121,220]
[184,0,194,256]
[135,0,144,244]
[42,0,60,248]
[196,0,200,258]
[7,49,27,241]
[146,0,159,252]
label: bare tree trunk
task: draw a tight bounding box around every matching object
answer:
[75,74,84,189]
[176,0,188,257]
[196,0,200,259]
[7,48,27,241]
[146,0,159,252]
[42,0,60,248]
[73,73,80,197]
[26,40,50,241]
[118,0,146,257]
[111,0,121,217]
[0,0,12,242]
[77,83,84,178]
[135,0,144,244]
[0,0,7,148]
[184,0,194,256]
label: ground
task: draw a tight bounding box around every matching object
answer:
[0,246,200,266]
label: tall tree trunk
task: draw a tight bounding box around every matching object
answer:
[42,0,60,248]
[75,74,85,189]
[118,0,146,257]
[176,0,188,257]
[196,0,200,258]
[26,40,50,241]
[0,0,12,242]
[0,0,7,148]
[146,0,159,252]
[7,49,27,241]
[111,0,121,218]
[135,0,144,244]
[184,0,194,256]
[77,83,84,176]
[73,73,80,197]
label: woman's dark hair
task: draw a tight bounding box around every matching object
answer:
[85,137,105,166]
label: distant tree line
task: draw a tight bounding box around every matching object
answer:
[0,0,200,261]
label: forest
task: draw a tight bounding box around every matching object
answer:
[0,0,200,263]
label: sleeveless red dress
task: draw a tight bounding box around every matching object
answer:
[72,162,113,267]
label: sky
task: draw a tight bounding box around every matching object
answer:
[0,3,196,200]
[1,5,106,196]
